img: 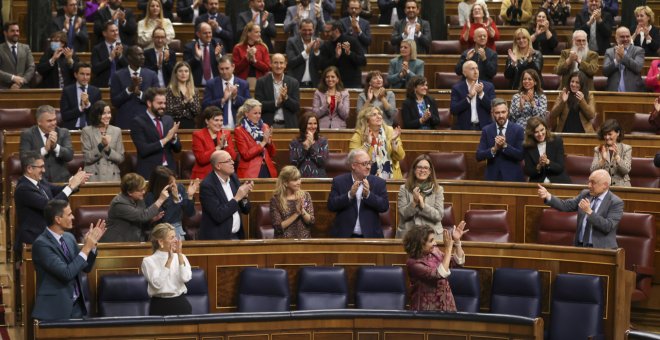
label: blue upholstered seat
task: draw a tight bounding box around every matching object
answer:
[355,266,406,310]
[547,274,604,340]
[98,274,150,317]
[490,268,542,318]
[185,268,209,314]
[237,268,289,312]
[447,268,480,313]
[297,267,348,310]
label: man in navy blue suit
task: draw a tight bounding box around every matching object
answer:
[143,27,176,88]
[339,0,371,51]
[111,45,159,129]
[201,56,250,128]
[130,88,182,179]
[327,149,389,238]
[60,62,101,130]
[183,22,224,87]
[193,0,233,49]
[450,60,495,131]
[91,21,128,88]
[476,98,525,182]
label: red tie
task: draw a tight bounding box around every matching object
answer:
[154,117,167,164]
[203,44,212,81]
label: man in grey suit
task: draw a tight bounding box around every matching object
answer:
[285,19,321,88]
[603,26,645,93]
[255,53,301,128]
[0,21,35,89]
[339,0,371,52]
[283,0,324,36]
[389,0,431,54]
[19,105,74,183]
[538,169,624,249]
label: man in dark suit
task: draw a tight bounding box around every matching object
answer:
[602,26,645,92]
[138,0,173,19]
[318,20,367,88]
[47,0,89,52]
[283,0,323,36]
[202,56,250,128]
[91,21,127,88]
[31,200,105,320]
[377,0,406,25]
[130,88,182,178]
[454,28,497,83]
[199,150,253,240]
[143,27,176,88]
[0,22,35,89]
[450,60,495,130]
[285,19,321,88]
[390,0,432,54]
[93,0,137,46]
[255,53,300,128]
[339,0,371,52]
[19,106,75,183]
[60,62,102,130]
[111,45,159,129]
[327,149,389,238]
[177,0,207,23]
[475,98,525,182]
[14,152,88,255]
[193,0,233,50]
[184,22,223,87]
[574,0,613,55]
[538,169,624,249]
[266,0,296,23]
[236,0,277,52]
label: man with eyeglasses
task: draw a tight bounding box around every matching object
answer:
[555,30,598,90]
[328,149,389,238]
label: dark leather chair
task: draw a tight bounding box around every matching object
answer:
[80,274,93,317]
[442,204,455,228]
[542,73,560,91]
[495,40,513,55]
[73,206,109,242]
[355,266,405,310]
[65,154,85,178]
[381,210,394,238]
[547,274,604,340]
[119,153,138,177]
[447,268,480,313]
[490,268,542,318]
[97,274,150,317]
[463,210,512,242]
[168,39,182,53]
[448,15,460,26]
[593,76,608,91]
[181,203,202,240]
[5,153,23,199]
[0,108,35,130]
[631,113,656,135]
[437,108,452,129]
[536,208,576,246]
[179,150,196,180]
[616,212,656,302]
[427,152,467,180]
[551,41,566,55]
[325,152,349,178]
[430,40,462,54]
[434,72,462,89]
[297,267,348,310]
[237,267,290,312]
[564,154,593,185]
[185,268,209,314]
[630,157,660,188]
[256,204,275,239]
[492,73,510,90]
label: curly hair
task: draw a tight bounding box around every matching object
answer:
[403,225,435,259]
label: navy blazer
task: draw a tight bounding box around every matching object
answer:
[143,47,177,88]
[130,111,182,178]
[201,76,250,123]
[183,39,223,87]
[285,36,320,87]
[455,48,498,83]
[523,136,571,184]
[254,73,300,128]
[36,51,78,89]
[327,173,389,238]
[60,83,102,130]
[31,229,96,320]
[91,41,128,88]
[48,15,89,52]
[450,79,495,130]
[339,17,372,51]
[110,67,159,129]
[93,6,137,46]
[194,13,234,49]
[377,0,406,24]
[176,0,208,23]
[198,172,250,240]
[476,122,525,182]
[318,34,367,88]
[14,176,68,250]
[400,96,441,129]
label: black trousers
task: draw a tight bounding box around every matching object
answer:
[149,295,192,316]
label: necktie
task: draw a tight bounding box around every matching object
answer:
[154,117,167,164]
[11,45,17,64]
[37,183,49,199]
[109,44,116,85]
[579,196,600,245]
[67,17,75,49]
[157,50,162,69]
[133,71,139,77]
[202,44,212,81]
[618,48,627,92]
[223,81,230,122]
[498,126,504,136]
[79,86,87,127]
[59,237,81,300]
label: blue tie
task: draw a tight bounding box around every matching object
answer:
[618,48,627,92]
[67,17,75,49]
[109,44,116,85]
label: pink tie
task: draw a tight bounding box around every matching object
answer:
[202,44,212,81]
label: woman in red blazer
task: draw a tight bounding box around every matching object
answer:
[234,99,277,178]
[191,106,237,180]
[232,22,271,81]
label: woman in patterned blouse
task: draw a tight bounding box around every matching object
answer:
[509,69,547,130]
[166,61,201,129]
[269,166,315,239]
[290,113,329,178]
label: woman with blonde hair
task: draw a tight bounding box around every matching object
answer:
[269,166,315,239]
[234,99,277,178]
[232,21,271,84]
[504,28,543,90]
[633,6,660,57]
[166,61,201,129]
[137,0,175,49]
[349,106,405,179]
[387,40,425,90]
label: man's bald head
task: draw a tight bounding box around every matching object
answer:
[211,150,231,165]
[462,60,479,81]
[473,27,488,47]
[588,169,611,196]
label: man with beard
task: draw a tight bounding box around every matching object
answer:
[93,0,137,46]
[130,87,182,178]
[0,22,35,89]
[574,0,613,55]
[476,98,525,182]
[318,20,366,88]
[555,30,599,90]
[286,19,321,88]
[454,27,497,83]
[255,53,300,128]
[603,26,645,93]
[390,0,431,54]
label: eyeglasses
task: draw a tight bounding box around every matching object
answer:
[218,159,233,164]
[354,161,372,167]
[29,164,45,169]
[415,166,431,171]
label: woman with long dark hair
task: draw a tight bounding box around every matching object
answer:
[548,71,595,133]
[509,69,547,129]
[289,113,329,178]
[522,117,571,183]
[145,166,199,240]
[401,76,441,129]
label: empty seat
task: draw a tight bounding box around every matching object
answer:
[185,268,209,314]
[564,154,593,185]
[297,267,348,310]
[80,274,93,317]
[490,268,542,318]
[380,210,394,238]
[495,41,513,55]
[630,157,660,188]
[442,204,455,228]
[616,213,656,302]
[65,154,85,178]
[434,72,462,89]
[593,76,608,91]
[237,268,289,312]
[631,113,656,135]
[178,150,196,180]
[97,274,150,317]
[256,204,274,239]
[536,209,576,246]
[0,108,35,130]
[181,203,202,240]
[542,74,560,90]
[427,152,467,180]
[73,206,109,243]
[447,268,480,313]
[547,274,604,340]
[492,73,510,90]
[437,108,452,129]
[430,40,461,54]
[355,266,405,310]
[463,210,512,242]
[325,152,349,178]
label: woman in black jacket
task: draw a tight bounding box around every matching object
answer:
[523,116,571,183]
[401,76,440,130]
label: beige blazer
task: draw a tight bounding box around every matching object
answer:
[81,125,125,182]
[396,184,445,239]
[548,93,596,133]
[590,142,632,187]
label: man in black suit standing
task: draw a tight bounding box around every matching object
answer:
[177,0,207,23]
[184,22,224,87]
[390,0,432,54]
[130,88,182,178]
[318,20,367,88]
[143,27,176,88]
[138,0,173,20]
[91,21,127,88]
[236,0,277,52]
[199,150,253,240]
[255,53,300,128]
[194,0,233,50]
[377,0,406,25]
[93,0,137,46]
[286,19,321,88]
[60,62,102,130]
[339,0,372,52]
[48,0,89,52]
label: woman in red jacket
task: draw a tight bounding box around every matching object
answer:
[234,99,277,178]
[232,22,271,82]
[191,106,237,180]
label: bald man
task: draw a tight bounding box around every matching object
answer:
[450,60,495,130]
[254,53,301,128]
[538,169,624,249]
[603,26,645,92]
[455,27,497,83]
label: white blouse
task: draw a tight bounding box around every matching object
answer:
[141,250,192,297]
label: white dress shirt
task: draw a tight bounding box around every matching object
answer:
[141,250,192,297]
[217,173,241,234]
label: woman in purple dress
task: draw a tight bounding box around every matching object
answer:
[403,223,467,311]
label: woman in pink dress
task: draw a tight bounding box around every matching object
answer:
[403,223,467,311]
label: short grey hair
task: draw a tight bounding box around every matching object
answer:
[347,148,368,166]
[35,105,56,121]
[573,30,587,41]
[491,98,507,109]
